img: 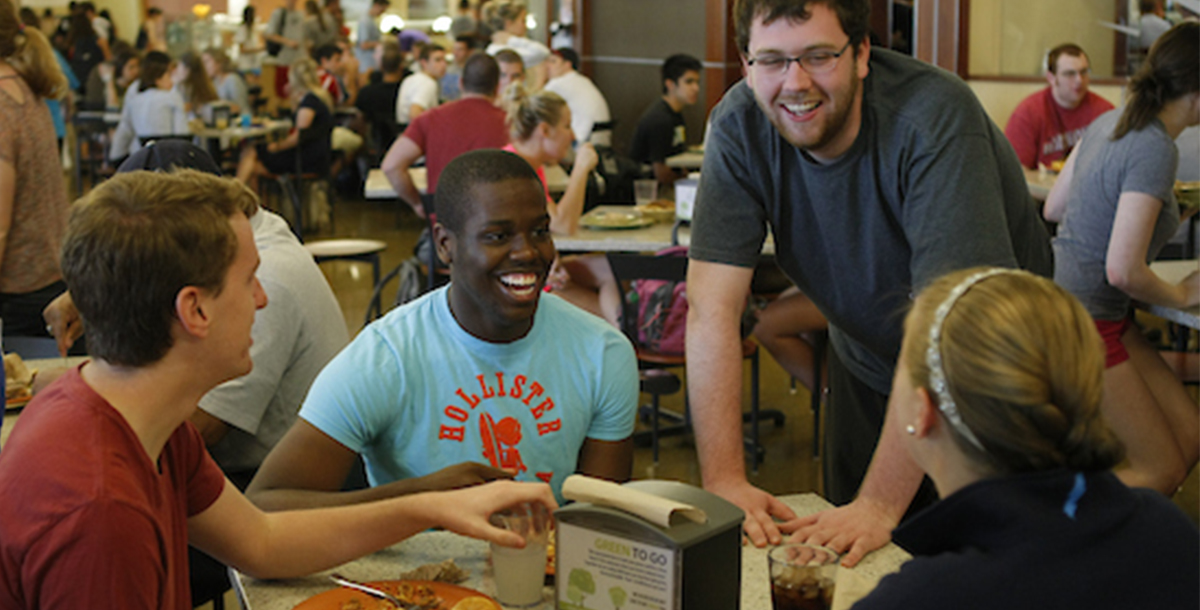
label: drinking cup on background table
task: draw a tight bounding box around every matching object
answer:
[634,179,658,207]
[490,503,551,607]
[768,543,839,610]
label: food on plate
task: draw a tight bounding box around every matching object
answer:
[546,536,556,575]
[398,559,468,583]
[449,598,499,610]
[1047,159,1066,173]
[4,353,36,403]
[1175,180,1200,208]
[635,199,676,222]
[395,582,440,607]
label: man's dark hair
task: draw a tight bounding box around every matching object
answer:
[313,43,341,63]
[455,34,476,48]
[417,42,445,62]
[435,149,543,233]
[147,7,162,16]
[380,41,403,73]
[138,50,172,92]
[460,51,500,95]
[553,47,580,71]
[80,1,96,14]
[661,53,702,93]
[62,170,257,367]
[1047,43,1087,74]
[734,0,871,56]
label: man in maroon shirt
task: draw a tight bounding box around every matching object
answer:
[1004,43,1114,170]
[382,51,509,218]
[0,170,554,609]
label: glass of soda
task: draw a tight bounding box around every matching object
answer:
[768,543,839,610]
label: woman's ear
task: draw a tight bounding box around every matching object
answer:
[913,387,941,438]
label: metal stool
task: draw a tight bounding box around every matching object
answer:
[305,239,388,312]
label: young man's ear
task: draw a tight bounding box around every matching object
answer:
[432,221,454,266]
[174,286,211,338]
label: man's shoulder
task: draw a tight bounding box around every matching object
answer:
[1009,87,1051,122]
[866,49,991,134]
[537,295,632,351]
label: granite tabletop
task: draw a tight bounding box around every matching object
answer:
[233,492,910,610]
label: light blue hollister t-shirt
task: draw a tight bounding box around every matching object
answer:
[300,286,638,502]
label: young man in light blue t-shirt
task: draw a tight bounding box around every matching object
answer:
[247,150,638,507]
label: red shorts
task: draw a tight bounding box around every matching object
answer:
[1095,317,1132,368]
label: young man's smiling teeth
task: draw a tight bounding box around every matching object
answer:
[784,100,821,114]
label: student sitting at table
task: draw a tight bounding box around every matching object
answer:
[201,48,250,114]
[849,267,1198,610]
[1043,22,1199,495]
[109,50,188,162]
[174,52,220,117]
[246,149,638,508]
[380,51,509,218]
[236,57,334,190]
[501,83,621,327]
[0,169,557,609]
[629,53,701,187]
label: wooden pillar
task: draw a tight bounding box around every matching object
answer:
[914,0,967,77]
[703,0,741,114]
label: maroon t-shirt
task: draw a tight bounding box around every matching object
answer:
[1004,87,1114,170]
[0,365,226,609]
[403,96,510,192]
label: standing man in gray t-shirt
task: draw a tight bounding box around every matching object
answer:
[355,0,390,75]
[686,0,1051,565]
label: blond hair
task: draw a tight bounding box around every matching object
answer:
[483,0,527,32]
[902,268,1124,474]
[289,57,334,110]
[0,0,68,99]
[502,82,566,142]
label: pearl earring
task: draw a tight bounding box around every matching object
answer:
[905,424,916,435]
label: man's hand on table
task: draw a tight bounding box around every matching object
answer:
[780,497,898,568]
[706,477,797,547]
[423,480,558,548]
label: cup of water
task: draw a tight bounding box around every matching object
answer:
[489,503,552,607]
[634,179,658,207]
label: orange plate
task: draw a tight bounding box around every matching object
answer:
[293,580,499,610]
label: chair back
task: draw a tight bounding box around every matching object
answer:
[606,251,688,349]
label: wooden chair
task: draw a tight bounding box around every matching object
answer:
[606,252,783,467]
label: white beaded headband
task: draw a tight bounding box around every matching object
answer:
[925,268,1028,452]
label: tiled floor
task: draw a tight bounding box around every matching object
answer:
[307,192,1198,526]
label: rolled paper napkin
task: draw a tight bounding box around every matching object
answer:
[561,475,707,527]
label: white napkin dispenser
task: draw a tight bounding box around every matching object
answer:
[555,480,744,610]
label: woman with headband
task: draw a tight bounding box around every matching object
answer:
[1044,22,1199,494]
[850,268,1197,610]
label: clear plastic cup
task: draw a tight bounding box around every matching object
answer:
[634,179,658,206]
[489,503,551,607]
[768,543,839,610]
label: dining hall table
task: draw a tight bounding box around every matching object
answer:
[1142,259,1200,329]
[232,492,910,610]
[556,206,776,255]
[365,165,570,200]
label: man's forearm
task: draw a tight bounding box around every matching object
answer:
[686,309,751,487]
[383,166,423,212]
[852,399,926,522]
[247,476,448,511]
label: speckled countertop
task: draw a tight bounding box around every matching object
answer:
[233,493,910,610]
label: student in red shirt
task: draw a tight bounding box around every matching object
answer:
[1004,43,1114,170]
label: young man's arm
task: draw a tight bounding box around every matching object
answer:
[191,478,556,580]
[685,260,798,546]
[245,419,512,510]
[576,437,633,482]
[380,134,426,216]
